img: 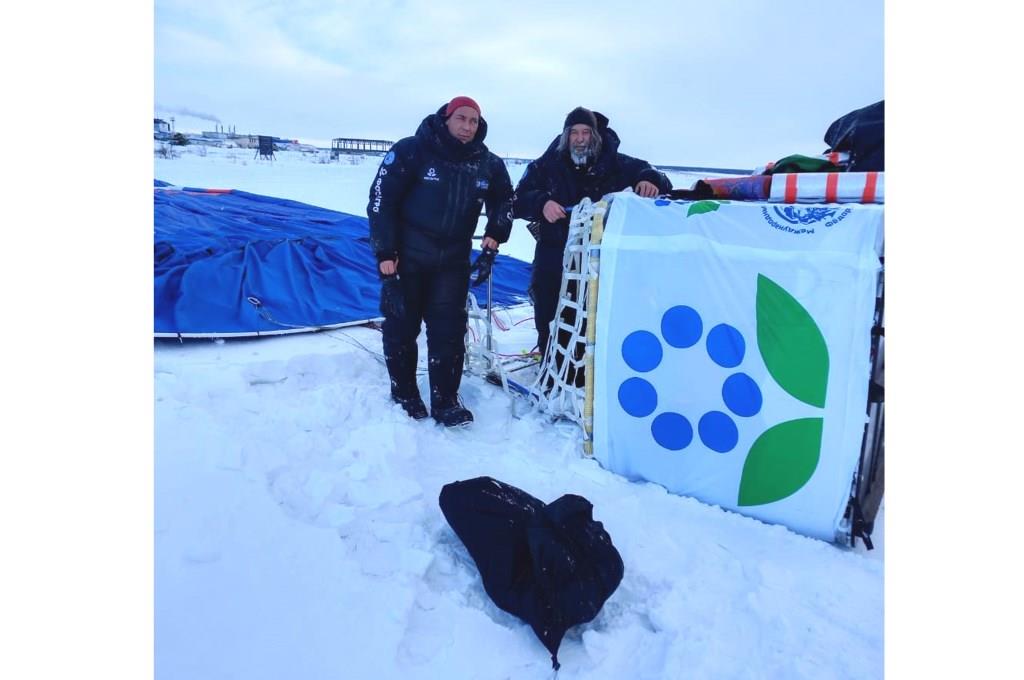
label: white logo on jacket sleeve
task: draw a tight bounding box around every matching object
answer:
[371,176,383,213]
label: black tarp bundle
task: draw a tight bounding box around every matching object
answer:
[438,477,624,670]
[824,100,884,171]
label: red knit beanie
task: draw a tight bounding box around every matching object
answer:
[445,96,481,118]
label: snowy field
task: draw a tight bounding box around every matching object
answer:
[154,144,883,679]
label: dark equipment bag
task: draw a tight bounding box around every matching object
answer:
[438,477,624,670]
[824,100,884,171]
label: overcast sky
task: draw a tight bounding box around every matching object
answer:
[155,0,883,168]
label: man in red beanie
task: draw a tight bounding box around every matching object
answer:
[367,97,513,427]
[444,95,480,138]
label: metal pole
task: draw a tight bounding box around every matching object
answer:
[486,271,494,371]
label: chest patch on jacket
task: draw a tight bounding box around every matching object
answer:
[423,167,441,182]
[476,179,489,189]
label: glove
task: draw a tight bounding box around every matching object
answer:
[379,274,406,321]
[469,246,498,287]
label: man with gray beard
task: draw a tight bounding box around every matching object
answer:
[512,106,672,360]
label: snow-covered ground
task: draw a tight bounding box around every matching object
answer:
[154,145,883,679]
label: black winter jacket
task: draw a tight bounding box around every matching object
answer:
[512,111,672,266]
[367,105,513,271]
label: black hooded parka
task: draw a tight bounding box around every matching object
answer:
[511,111,671,354]
[511,111,671,272]
[368,105,513,270]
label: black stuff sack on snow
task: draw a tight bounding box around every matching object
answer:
[438,476,624,670]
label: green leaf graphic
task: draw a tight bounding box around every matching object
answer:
[756,274,829,407]
[687,201,720,217]
[738,418,823,506]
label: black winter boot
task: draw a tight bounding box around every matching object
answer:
[431,400,474,427]
[394,394,429,420]
[429,353,473,427]
[385,344,427,420]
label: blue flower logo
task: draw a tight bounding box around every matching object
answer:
[617,306,762,454]
[615,275,830,507]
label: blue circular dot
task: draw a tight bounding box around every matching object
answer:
[618,378,658,418]
[699,411,739,452]
[707,324,745,368]
[661,306,703,348]
[621,330,663,373]
[722,373,762,417]
[651,412,693,451]
[655,199,671,206]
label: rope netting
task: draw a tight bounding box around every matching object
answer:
[465,197,611,453]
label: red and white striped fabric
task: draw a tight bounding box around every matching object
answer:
[769,172,884,204]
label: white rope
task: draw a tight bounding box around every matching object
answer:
[462,197,608,430]
[527,198,603,427]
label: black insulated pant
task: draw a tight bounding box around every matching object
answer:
[382,265,470,411]
[531,265,561,358]
[530,264,585,389]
